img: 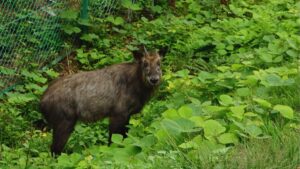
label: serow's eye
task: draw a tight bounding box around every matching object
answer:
[157,61,161,66]
[143,62,149,67]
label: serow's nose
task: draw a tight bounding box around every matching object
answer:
[150,78,159,84]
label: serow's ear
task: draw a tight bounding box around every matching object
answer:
[132,50,144,61]
[158,46,168,57]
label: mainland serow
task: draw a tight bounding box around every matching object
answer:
[40,47,167,155]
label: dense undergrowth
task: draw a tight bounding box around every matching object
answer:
[0,0,300,168]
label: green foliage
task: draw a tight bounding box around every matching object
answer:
[122,0,142,11]
[0,67,55,147]
[1,0,300,168]
[273,105,294,120]
[0,2,63,63]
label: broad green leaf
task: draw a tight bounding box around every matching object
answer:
[202,101,212,106]
[140,135,157,147]
[218,133,239,144]
[219,95,233,106]
[203,120,226,138]
[231,64,243,70]
[192,140,226,157]
[174,118,197,133]
[7,92,37,105]
[203,106,227,113]
[0,66,16,75]
[255,87,269,98]
[229,106,246,120]
[286,49,298,58]
[122,0,141,10]
[189,97,201,105]
[124,145,142,156]
[178,105,193,118]
[259,53,273,63]
[90,52,105,60]
[226,45,234,50]
[151,5,162,13]
[57,153,81,167]
[244,112,258,117]
[198,71,216,82]
[112,148,129,162]
[154,129,169,141]
[179,135,203,149]
[129,118,141,127]
[232,120,247,133]
[179,141,198,149]
[114,17,124,25]
[273,105,294,119]
[265,74,281,84]
[45,69,59,78]
[236,87,251,97]
[263,35,275,42]
[106,16,125,25]
[162,109,179,119]
[217,49,227,55]
[282,78,295,86]
[25,83,46,94]
[245,125,262,137]
[189,116,204,127]
[62,25,81,35]
[60,10,78,20]
[77,156,92,168]
[21,70,47,83]
[253,98,272,108]
[78,19,93,26]
[261,74,282,87]
[192,135,203,143]
[80,33,99,42]
[112,146,141,162]
[287,38,298,50]
[217,66,230,72]
[288,123,300,129]
[161,118,196,134]
[266,67,298,76]
[106,15,114,23]
[111,134,123,144]
[176,69,190,77]
[260,73,295,87]
[273,55,283,63]
[243,75,259,86]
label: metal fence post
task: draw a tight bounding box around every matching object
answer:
[81,0,89,19]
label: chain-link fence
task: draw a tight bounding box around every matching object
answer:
[0,0,118,93]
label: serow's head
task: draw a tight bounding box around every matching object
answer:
[133,47,168,87]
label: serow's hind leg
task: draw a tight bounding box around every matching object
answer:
[51,119,76,156]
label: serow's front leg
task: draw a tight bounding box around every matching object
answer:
[108,115,130,145]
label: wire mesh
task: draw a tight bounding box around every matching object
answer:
[89,0,120,18]
[0,0,118,93]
